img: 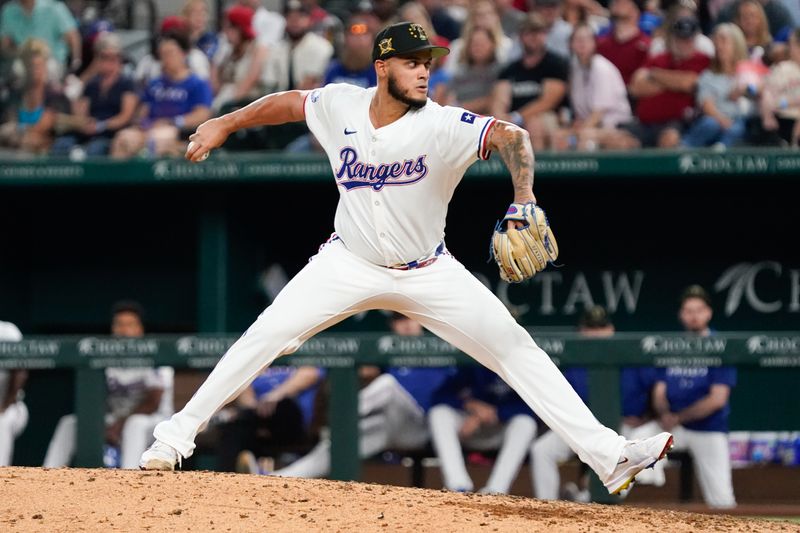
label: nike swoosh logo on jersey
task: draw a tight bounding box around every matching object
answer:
[344,128,357,135]
[617,457,629,465]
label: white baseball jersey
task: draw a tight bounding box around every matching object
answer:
[304,83,496,267]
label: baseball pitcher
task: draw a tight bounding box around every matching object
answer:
[141,22,672,496]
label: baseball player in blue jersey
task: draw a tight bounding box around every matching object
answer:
[628,286,737,508]
[141,21,672,495]
[531,306,602,500]
[429,365,539,494]
[218,365,322,473]
[272,313,453,478]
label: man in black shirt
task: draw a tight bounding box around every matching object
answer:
[490,13,568,150]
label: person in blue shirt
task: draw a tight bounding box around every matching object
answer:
[273,313,454,478]
[629,285,737,508]
[531,306,606,501]
[110,30,212,158]
[429,364,538,494]
[216,365,323,473]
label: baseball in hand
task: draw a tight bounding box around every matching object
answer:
[188,141,210,161]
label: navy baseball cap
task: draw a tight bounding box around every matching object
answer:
[372,21,449,61]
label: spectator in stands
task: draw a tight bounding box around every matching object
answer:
[495,0,527,39]
[264,0,333,92]
[716,0,793,38]
[0,0,81,78]
[429,366,538,494]
[535,0,608,57]
[629,286,737,508]
[759,28,800,146]
[239,0,285,49]
[596,0,652,85]
[51,32,137,157]
[490,13,569,150]
[611,15,710,148]
[183,0,219,61]
[323,18,376,87]
[418,0,462,41]
[134,17,211,86]
[552,23,631,150]
[298,0,343,44]
[351,0,383,35]
[733,0,783,63]
[43,301,174,469]
[0,321,27,467]
[217,365,322,473]
[0,39,66,154]
[439,26,503,114]
[111,31,212,158]
[531,306,599,502]
[211,5,269,111]
[444,0,515,76]
[272,313,454,479]
[682,23,750,148]
[372,0,401,28]
[650,0,714,58]
[530,0,573,58]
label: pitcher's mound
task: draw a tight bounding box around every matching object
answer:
[0,467,795,532]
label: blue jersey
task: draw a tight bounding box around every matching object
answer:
[196,32,219,60]
[620,367,659,417]
[324,61,376,88]
[142,73,212,120]
[251,367,323,428]
[659,366,736,432]
[430,366,533,422]
[562,367,589,404]
[388,366,456,411]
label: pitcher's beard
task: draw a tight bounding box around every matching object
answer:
[388,73,427,109]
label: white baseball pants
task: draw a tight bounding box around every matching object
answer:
[0,401,28,466]
[43,412,166,469]
[429,404,537,493]
[273,373,428,478]
[153,240,626,481]
[628,420,736,508]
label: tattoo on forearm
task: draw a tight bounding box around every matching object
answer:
[490,122,535,200]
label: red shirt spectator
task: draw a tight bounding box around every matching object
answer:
[635,50,710,124]
[597,30,651,84]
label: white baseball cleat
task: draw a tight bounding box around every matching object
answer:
[604,432,674,495]
[139,440,182,471]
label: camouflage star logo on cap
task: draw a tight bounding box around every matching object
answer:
[378,37,395,56]
[408,23,428,40]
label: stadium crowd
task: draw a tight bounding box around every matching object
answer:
[1,0,800,157]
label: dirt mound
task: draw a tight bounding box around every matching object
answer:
[1,467,796,532]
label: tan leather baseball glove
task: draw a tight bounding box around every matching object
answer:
[491,202,559,283]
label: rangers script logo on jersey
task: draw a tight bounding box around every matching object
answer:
[335,147,429,191]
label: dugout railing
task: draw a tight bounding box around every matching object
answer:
[1,331,798,502]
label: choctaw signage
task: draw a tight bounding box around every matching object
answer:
[714,262,800,316]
